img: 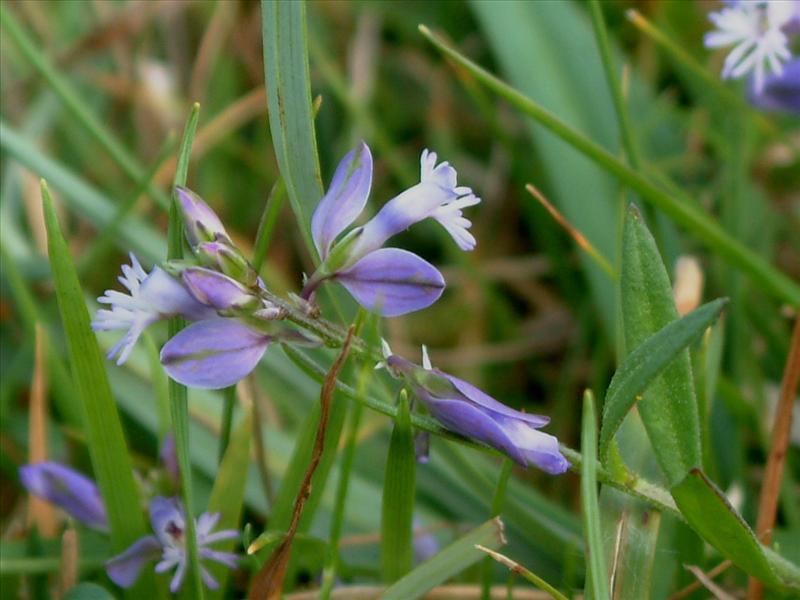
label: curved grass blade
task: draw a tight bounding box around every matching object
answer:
[599,298,728,461]
[581,390,610,600]
[381,518,506,600]
[261,0,323,259]
[418,25,800,307]
[381,393,416,582]
[41,181,158,597]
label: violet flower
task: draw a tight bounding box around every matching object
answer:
[704,0,797,93]
[19,462,108,530]
[106,496,238,593]
[92,253,216,365]
[748,56,800,113]
[382,344,569,474]
[302,142,480,316]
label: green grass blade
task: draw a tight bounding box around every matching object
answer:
[619,204,701,485]
[382,518,506,600]
[0,6,170,210]
[40,181,158,596]
[581,390,610,600]
[167,103,204,600]
[261,0,323,259]
[381,393,416,582]
[418,25,800,307]
[205,408,252,600]
[599,298,728,461]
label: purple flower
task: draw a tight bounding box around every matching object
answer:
[106,496,239,593]
[303,143,480,316]
[749,56,800,113]
[175,186,230,247]
[92,254,216,365]
[383,345,569,475]
[19,462,108,530]
[159,318,272,389]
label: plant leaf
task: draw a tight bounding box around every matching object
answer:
[619,204,701,486]
[581,390,610,600]
[600,298,728,461]
[261,0,323,258]
[382,518,507,600]
[41,181,157,597]
[381,393,416,582]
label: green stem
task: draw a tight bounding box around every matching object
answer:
[418,25,800,307]
[252,179,286,272]
[480,459,513,600]
[217,387,237,465]
[168,104,204,600]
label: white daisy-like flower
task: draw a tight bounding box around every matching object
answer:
[705,0,796,93]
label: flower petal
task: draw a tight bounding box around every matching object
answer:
[175,186,229,247]
[749,57,800,113]
[19,462,108,530]
[498,418,570,474]
[105,535,162,588]
[441,374,551,427]
[181,267,258,310]
[421,397,528,466]
[160,319,270,389]
[311,141,373,258]
[336,248,445,316]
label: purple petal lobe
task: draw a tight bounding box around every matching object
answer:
[181,267,257,310]
[442,374,550,427]
[312,141,373,258]
[498,418,570,474]
[749,57,800,113]
[336,248,445,316]
[422,397,528,466]
[105,535,162,588]
[160,319,270,389]
[19,462,108,530]
[175,186,229,247]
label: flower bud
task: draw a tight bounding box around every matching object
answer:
[174,186,229,247]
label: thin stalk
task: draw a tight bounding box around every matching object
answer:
[252,178,286,272]
[418,25,800,307]
[480,459,513,600]
[167,104,204,599]
[217,387,237,464]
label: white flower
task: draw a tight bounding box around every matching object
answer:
[705,0,796,93]
[92,254,214,365]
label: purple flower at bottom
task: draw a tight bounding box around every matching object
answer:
[749,57,800,113]
[106,496,238,593]
[383,345,569,475]
[19,462,108,530]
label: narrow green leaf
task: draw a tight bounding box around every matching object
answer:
[261,0,324,258]
[671,469,782,587]
[418,26,800,307]
[600,298,728,460]
[381,393,416,582]
[382,518,507,600]
[620,204,701,485]
[167,104,204,600]
[40,181,157,596]
[581,390,610,600]
[205,409,252,600]
[62,583,116,600]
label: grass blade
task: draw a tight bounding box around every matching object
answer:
[205,407,252,600]
[381,393,416,582]
[382,518,507,600]
[261,0,323,258]
[581,390,610,600]
[599,298,728,460]
[418,25,800,307]
[40,181,157,596]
